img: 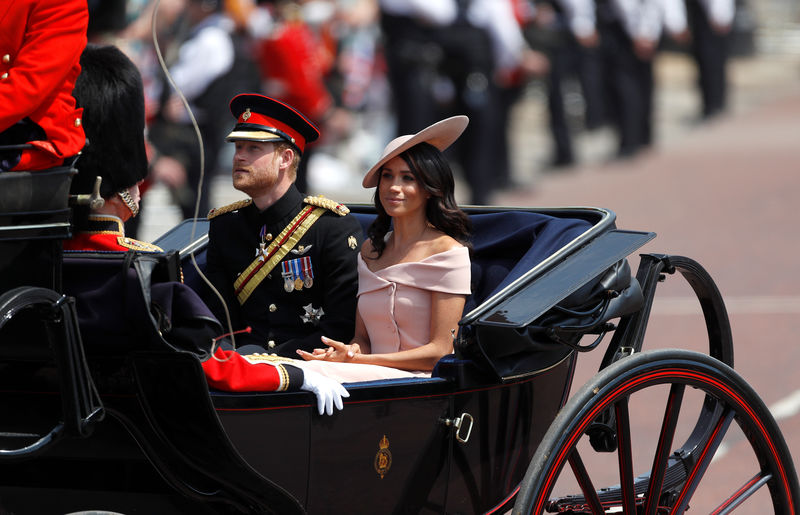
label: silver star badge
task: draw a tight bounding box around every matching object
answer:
[255,244,268,261]
[300,304,324,325]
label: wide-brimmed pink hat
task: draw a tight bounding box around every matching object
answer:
[362,115,469,188]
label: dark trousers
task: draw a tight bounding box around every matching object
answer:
[545,36,606,164]
[688,0,729,118]
[546,38,576,165]
[599,21,654,157]
[381,14,499,204]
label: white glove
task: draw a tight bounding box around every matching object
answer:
[301,369,349,415]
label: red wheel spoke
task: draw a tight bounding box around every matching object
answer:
[568,449,605,514]
[516,351,798,515]
[614,398,636,514]
[670,407,735,515]
[710,472,773,515]
[644,383,685,515]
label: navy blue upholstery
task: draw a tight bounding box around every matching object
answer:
[351,211,592,314]
[61,252,217,356]
[466,212,591,311]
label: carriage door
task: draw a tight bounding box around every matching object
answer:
[305,379,454,514]
[443,363,573,514]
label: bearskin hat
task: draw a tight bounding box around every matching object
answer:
[71,43,148,198]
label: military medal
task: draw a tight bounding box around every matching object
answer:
[281,259,305,291]
[301,304,324,325]
[282,258,312,291]
[282,273,295,292]
[257,226,269,259]
[281,261,295,292]
[301,256,314,288]
[291,258,304,290]
[280,260,295,292]
[256,242,266,261]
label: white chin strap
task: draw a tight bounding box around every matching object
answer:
[117,189,139,217]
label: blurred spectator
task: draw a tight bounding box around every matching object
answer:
[378,0,547,204]
[596,0,687,159]
[256,2,334,131]
[86,0,128,41]
[251,0,349,193]
[146,0,259,223]
[686,0,735,120]
[523,0,602,169]
[0,0,88,172]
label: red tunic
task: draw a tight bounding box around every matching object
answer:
[0,0,88,170]
[257,21,333,123]
[63,215,163,252]
[202,348,302,392]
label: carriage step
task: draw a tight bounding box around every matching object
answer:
[546,465,685,512]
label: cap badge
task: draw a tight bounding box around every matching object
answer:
[242,108,252,122]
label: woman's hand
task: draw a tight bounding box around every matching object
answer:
[297,336,361,362]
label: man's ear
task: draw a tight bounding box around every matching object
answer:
[277,147,296,171]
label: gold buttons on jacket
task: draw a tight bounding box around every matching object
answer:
[74,118,82,127]
[269,304,277,312]
[0,73,8,80]
[2,54,10,63]
[267,340,276,349]
[265,233,273,242]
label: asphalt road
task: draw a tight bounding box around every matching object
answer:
[494,57,800,513]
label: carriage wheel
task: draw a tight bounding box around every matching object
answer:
[513,349,798,514]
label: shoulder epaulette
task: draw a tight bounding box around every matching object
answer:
[242,353,294,365]
[207,199,252,219]
[117,237,163,252]
[303,195,349,216]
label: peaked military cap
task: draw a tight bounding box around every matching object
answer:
[226,94,321,154]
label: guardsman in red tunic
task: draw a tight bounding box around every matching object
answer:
[63,44,159,253]
[0,0,88,172]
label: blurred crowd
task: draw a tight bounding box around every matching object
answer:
[83,0,742,233]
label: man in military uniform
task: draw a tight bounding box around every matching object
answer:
[65,58,348,413]
[204,93,363,357]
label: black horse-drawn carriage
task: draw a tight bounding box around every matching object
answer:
[0,166,797,514]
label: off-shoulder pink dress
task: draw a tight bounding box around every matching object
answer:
[357,246,472,354]
[294,246,471,383]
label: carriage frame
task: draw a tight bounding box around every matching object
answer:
[0,166,796,514]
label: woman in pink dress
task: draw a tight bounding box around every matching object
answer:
[297,116,473,375]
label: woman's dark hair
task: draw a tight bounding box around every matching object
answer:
[367,142,472,257]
